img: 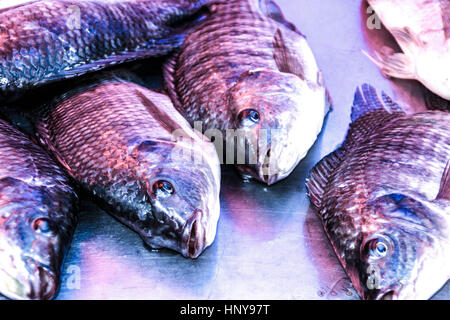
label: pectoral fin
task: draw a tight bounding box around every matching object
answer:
[273,28,306,80]
[364,27,423,80]
[436,162,450,201]
[363,48,415,80]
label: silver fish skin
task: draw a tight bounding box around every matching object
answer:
[366,0,450,100]
[164,0,330,185]
[306,84,450,300]
[0,0,207,94]
[34,75,221,259]
[0,118,78,300]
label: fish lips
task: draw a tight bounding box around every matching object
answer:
[0,257,58,300]
[179,209,207,259]
[235,143,300,185]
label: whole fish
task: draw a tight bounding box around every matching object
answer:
[365,0,450,100]
[0,0,207,94]
[306,84,450,300]
[164,0,331,185]
[0,118,78,300]
[34,75,221,259]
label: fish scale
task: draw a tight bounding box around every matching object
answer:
[0,0,207,94]
[34,75,221,259]
[307,84,450,300]
[0,118,78,300]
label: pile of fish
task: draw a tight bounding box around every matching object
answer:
[0,0,448,300]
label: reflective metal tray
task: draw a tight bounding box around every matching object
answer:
[2,0,449,300]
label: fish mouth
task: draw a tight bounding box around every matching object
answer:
[0,263,57,300]
[31,265,58,300]
[257,147,298,185]
[180,209,206,259]
[259,148,278,185]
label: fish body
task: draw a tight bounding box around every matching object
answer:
[0,118,78,300]
[0,0,206,94]
[306,84,450,300]
[164,0,330,185]
[34,75,221,259]
[366,0,450,100]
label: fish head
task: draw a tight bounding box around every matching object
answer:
[350,193,449,300]
[0,178,74,300]
[227,69,327,185]
[136,139,221,259]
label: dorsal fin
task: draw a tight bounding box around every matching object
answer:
[306,147,346,210]
[273,28,305,80]
[306,84,406,209]
[350,84,404,122]
[163,51,184,112]
[345,84,406,149]
[436,162,450,201]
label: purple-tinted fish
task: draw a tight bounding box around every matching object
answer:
[34,74,221,259]
[365,0,450,100]
[164,0,331,185]
[306,84,450,300]
[0,0,207,94]
[0,118,78,300]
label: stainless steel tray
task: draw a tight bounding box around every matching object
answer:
[4,0,449,300]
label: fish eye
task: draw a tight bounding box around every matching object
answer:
[238,109,260,126]
[32,218,56,235]
[367,239,389,259]
[152,180,174,198]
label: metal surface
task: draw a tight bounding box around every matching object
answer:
[3,0,449,300]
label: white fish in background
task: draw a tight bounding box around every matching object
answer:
[365,0,450,100]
